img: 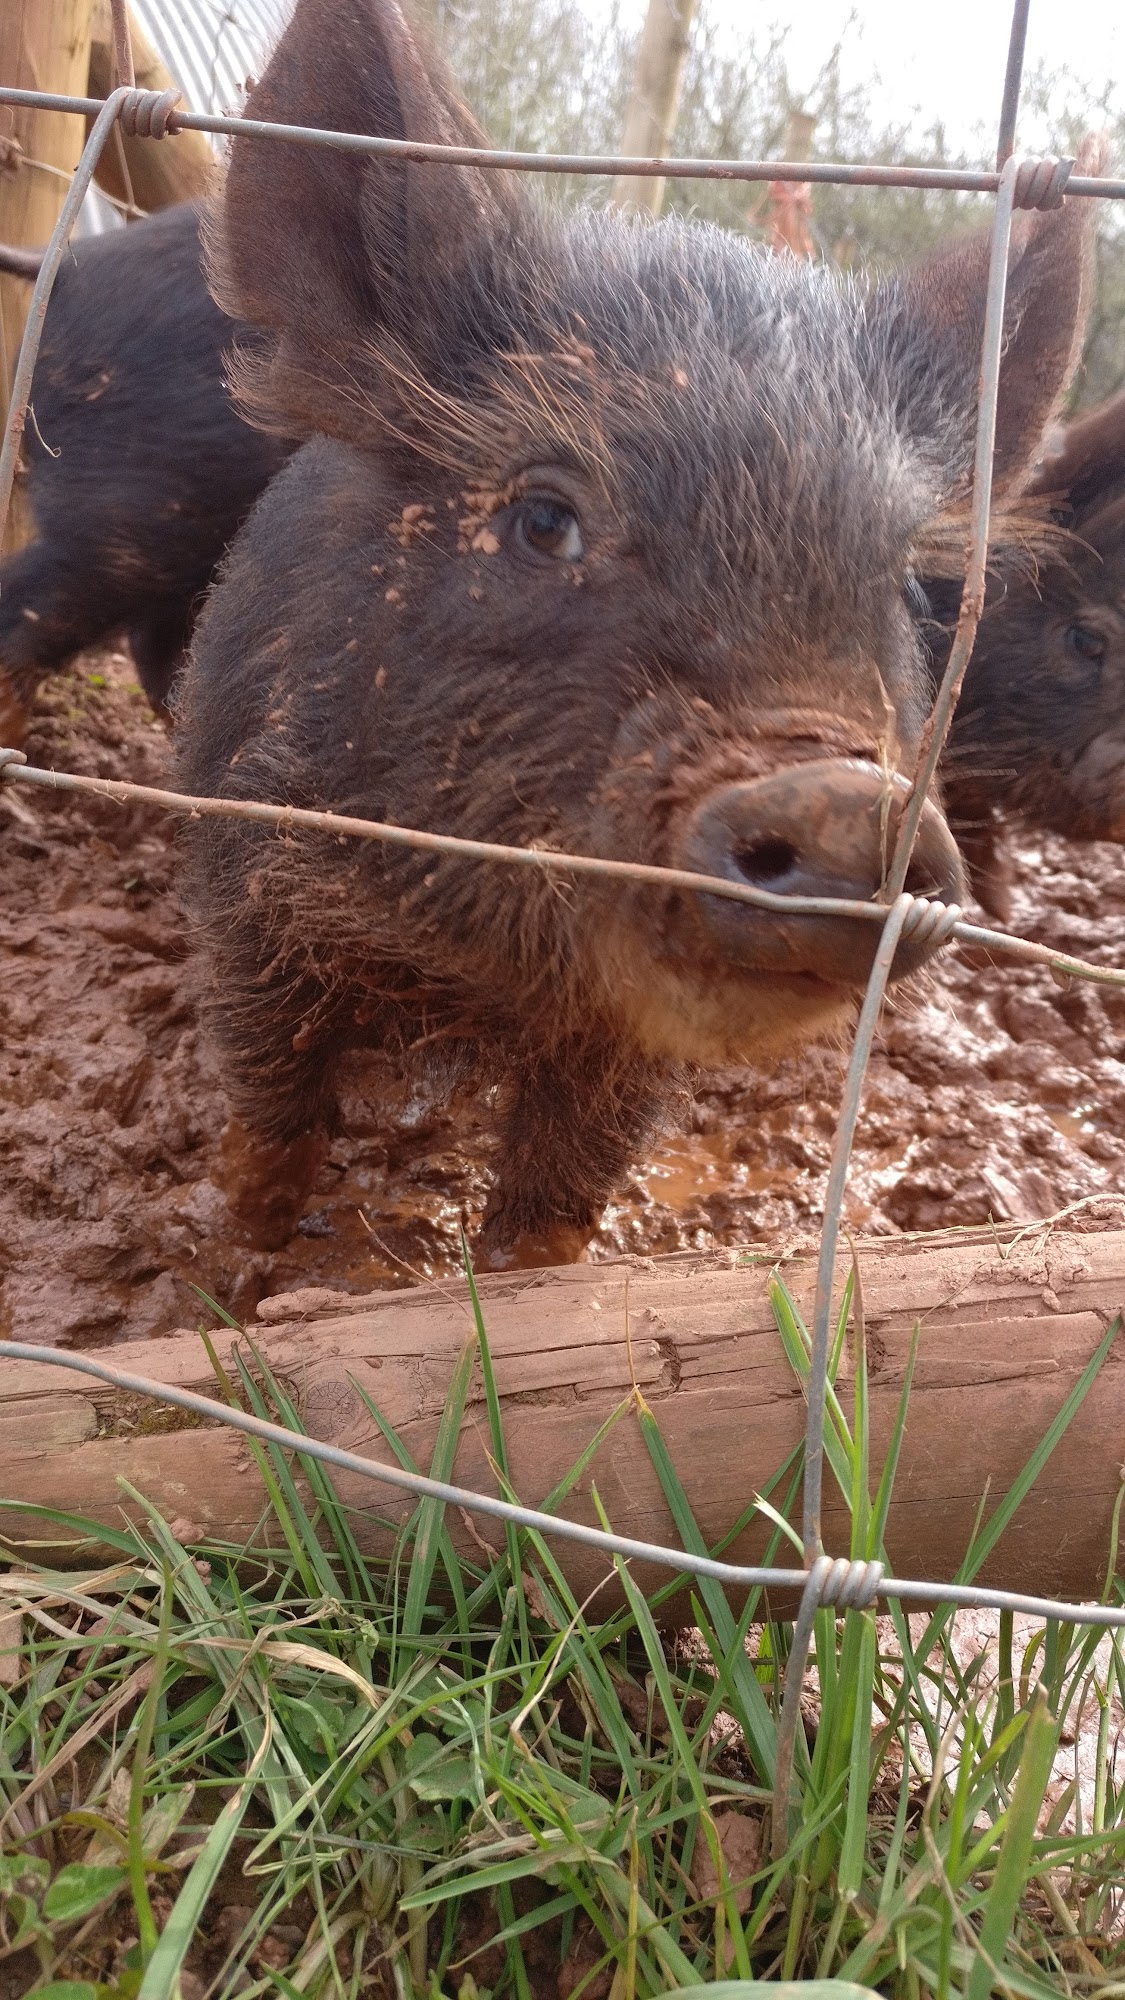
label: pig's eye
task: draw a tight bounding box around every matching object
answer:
[1066,621,1107,665]
[514,497,584,562]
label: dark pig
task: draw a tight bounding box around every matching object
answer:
[0,204,290,745]
[936,389,1125,918]
[176,0,1096,1268]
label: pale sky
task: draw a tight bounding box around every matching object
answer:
[612,0,1123,156]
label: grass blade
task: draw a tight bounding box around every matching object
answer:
[966,1688,1058,2000]
[401,1331,476,1665]
[633,1396,778,1781]
[138,1716,275,2000]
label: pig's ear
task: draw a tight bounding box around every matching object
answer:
[1028,385,1125,515]
[868,142,1100,506]
[209,0,527,432]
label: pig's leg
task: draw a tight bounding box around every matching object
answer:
[479,1042,668,1269]
[209,966,348,1251]
[949,814,1014,925]
[0,668,29,750]
[129,597,197,719]
[0,540,159,729]
[219,1115,330,1252]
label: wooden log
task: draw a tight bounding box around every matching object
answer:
[86,5,214,216]
[0,0,98,549]
[3,1223,1125,1612]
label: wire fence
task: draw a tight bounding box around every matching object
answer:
[1,0,1124,1850]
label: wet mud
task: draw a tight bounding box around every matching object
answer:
[2,650,1125,1348]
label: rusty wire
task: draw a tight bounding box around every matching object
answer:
[0,0,1124,1865]
[0,78,1121,199]
[2,747,1125,989]
[108,0,136,93]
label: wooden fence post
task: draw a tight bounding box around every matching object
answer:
[87,2,214,216]
[0,0,97,550]
[5,1226,1125,1611]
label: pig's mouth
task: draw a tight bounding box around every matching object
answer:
[586,740,965,1065]
[594,940,863,1068]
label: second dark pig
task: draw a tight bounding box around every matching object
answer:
[935,388,1125,917]
[0,203,290,744]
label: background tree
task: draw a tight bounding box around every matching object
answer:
[420,0,1124,405]
[608,0,698,217]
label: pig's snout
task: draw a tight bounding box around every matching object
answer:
[677,757,965,985]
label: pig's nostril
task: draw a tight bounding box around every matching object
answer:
[732,837,801,891]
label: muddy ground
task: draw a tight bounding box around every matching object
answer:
[3,649,1125,1349]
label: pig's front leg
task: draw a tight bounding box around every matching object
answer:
[479,1040,669,1270]
[219,1117,329,1252]
[949,814,1014,925]
[208,960,348,1250]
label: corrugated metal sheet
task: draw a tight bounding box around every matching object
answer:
[131,0,291,126]
[77,0,292,234]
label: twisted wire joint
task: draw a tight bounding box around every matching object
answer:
[810,1554,885,1609]
[117,87,181,141]
[1012,156,1075,209]
[898,896,963,948]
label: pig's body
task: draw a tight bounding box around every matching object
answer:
[0,203,289,729]
[174,0,1094,1266]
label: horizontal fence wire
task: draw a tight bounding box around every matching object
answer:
[0,80,1123,198]
[1,0,1124,1856]
[2,1339,1124,1635]
[2,751,1125,989]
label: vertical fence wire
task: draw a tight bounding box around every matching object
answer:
[0,88,130,541]
[781,5,1040,1840]
[883,152,1022,900]
[996,0,1032,168]
[109,0,136,93]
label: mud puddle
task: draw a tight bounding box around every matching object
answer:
[2,650,1125,1347]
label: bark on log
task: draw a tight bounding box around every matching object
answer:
[3,1223,1125,1613]
[87,5,214,216]
[0,0,97,549]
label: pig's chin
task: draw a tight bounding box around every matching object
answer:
[596,954,858,1067]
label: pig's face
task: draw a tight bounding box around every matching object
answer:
[945,496,1125,847]
[362,216,966,1064]
[1021,515,1125,841]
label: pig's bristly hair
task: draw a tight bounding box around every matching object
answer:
[222,198,1068,634]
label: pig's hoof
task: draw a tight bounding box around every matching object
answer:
[219,1120,324,1251]
[478,1222,591,1272]
[228,1193,305,1253]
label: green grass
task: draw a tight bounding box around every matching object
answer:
[1,1271,1123,1998]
